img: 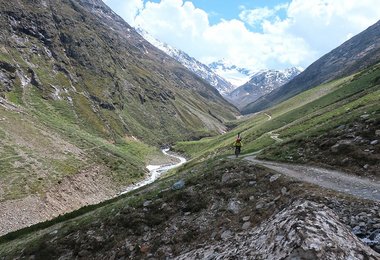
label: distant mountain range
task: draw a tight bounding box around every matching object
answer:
[227,68,301,109]
[136,29,302,105]
[242,19,380,114]
[136,28,235,95]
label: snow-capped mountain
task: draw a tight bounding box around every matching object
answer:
[227,67,302,109]
[136,28,235,95]
[208,60,253,87]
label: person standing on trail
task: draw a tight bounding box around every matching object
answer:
[233,133,242,158]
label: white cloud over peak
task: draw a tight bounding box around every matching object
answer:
[107,0,380,72]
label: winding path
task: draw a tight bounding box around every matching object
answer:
[118,149,186,195]
[243,156,380,201]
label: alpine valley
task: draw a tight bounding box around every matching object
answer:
[0,0,379,259]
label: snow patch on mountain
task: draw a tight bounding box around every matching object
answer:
[208,60,253,87]
[136,28,235,95]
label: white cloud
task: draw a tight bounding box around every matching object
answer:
[134,0,209,56]
[108,0,380,73]
[239,7,276,27]
[262,0,380,60]
[105,0,143,26]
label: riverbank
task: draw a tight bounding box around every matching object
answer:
[118,149,187,195]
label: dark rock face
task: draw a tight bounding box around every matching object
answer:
[178,200,380,259]
[243,19,380,114]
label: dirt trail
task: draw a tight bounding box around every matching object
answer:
[243,156,380,201]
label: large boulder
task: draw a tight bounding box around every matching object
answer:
[176,200,380,259]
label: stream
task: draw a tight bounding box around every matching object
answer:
[118,149,186,195]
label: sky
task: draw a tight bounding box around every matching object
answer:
[102,0,380,72]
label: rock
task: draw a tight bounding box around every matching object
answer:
[221,172,232,183]
[256,203,264,210]
[270,174,280,182]
[331,140,354,153]
[172,180,185,190]
[341,158,350,165]
[360,114,370,119]
[376,130,380,137]
[227,199,240,215]
[281,187,287,195]
[140,243,150,254]
[370,140,379,145]
[336,125,346,130]
[353,226,364,235]
[143,200,152,207]
[359,222,366,227]
[373,223,380,229]
[369,229,380,242]
[242,216,250,222]
[242,222,251,230]
[78,250,90,257]
[249,181,256,186]
[221,230,232,241]
[177,200,380,259]
[331,144,340,153]
[363,164,369,170]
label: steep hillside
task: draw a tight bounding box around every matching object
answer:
[227,67,300,109]
[0,0,238,234]
[0,0,238,144]
[136,28,235,95]
[242,19,380,114]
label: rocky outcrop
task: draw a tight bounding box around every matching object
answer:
[177,200,380,259]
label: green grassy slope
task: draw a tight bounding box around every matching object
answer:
[174,64,380,178]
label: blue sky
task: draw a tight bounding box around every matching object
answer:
[103,0,380,75]
[187,0,288,26]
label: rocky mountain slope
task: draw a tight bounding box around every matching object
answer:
[0,0,238,143]
[242,19,380,114]
[0,0,238,234]
[136,28,235,95]
[227,67,301,109]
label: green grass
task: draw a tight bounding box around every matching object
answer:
[175,63,380,162]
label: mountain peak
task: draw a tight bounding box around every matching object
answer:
[227,67,301,109]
